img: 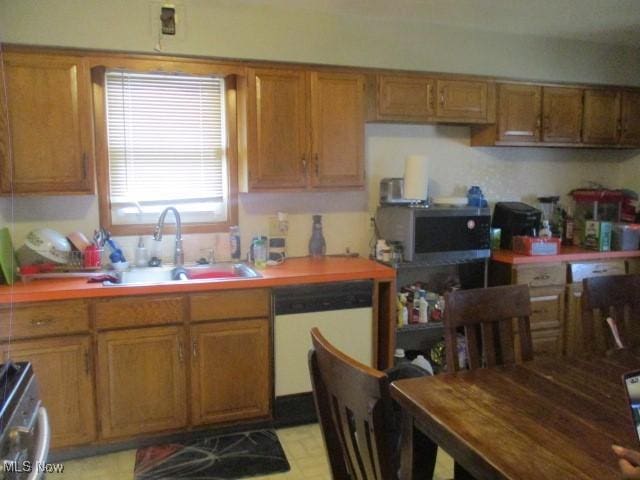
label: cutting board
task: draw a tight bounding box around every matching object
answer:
[0,227,18,285]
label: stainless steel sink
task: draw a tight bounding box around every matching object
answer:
[104,263,261,286]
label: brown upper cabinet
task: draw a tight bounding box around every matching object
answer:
[582,89,640,146]
[473,82,640,148]
[369,74,495,124]
[542,87,583,143]
[435,79,491,122]
[0,51,95,195]
[243,68,364,191]
[620,91,640,145]
[376,75,435,121]
[476,84,582,145]
[496,84,542,143]
[582,89,621,144]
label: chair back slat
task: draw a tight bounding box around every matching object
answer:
[582,274,640,354]
[499,318,516,364]
[518,316,534,362]
[309,327,397,480]
[444,284,532,372]
[465,324,482,369]
[481,323,497,367]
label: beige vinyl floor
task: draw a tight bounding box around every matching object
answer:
[54,423,454,480]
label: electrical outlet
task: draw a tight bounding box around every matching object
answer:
[268,217,280,237]
[268,216,288,237]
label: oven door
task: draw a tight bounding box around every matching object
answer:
[413,214,491,263]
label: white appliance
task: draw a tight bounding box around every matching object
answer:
[273,281,373,396]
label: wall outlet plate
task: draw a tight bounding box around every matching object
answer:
[268,217,288,237]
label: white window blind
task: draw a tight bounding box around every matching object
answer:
[105,70,228,223]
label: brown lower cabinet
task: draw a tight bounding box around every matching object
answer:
[493,257,634,358]
[1,336,96,448]
[97,325,188,440]
[190,319,270,425]
[491,261,566,357]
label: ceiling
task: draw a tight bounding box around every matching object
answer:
[237,0,640,48]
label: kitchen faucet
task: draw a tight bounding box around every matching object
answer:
[153,207,184,267]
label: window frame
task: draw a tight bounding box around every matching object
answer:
[91,58,239,235]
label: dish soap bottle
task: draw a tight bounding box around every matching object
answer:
[308,215,326,257]
[539,220,552,239]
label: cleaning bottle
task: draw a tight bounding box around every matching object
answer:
[418,290,429,323]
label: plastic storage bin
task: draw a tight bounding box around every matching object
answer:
[612,223,640,251]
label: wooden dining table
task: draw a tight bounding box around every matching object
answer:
[390,350,640,480]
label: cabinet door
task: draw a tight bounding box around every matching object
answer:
[435,79,489,122]
[1,336,96,448]
[376,75,435,121]
[497,84,541,142]
[310,72,364,189]
[97,326,187,439]
[542,87,583,143]
[246,68,308,190]
[190,319,270,425]
[582,89,621,144]
[620,91,640,146]
[0,52,94,194]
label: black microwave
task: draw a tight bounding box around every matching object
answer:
[375,205,491,263]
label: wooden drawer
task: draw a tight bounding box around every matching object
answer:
[0,300,90,340]
[529,287,564,331]
[190,289,270,322]
[512,263,566,287]
[95,295,184,329]
[627,259,640,275]
[531,328,563,357]
[569,260,626,283]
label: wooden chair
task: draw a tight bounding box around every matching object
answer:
[443,284,533,372]
[308,327,436,480]
[581,274,640,355]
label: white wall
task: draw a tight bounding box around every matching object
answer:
[1,0,640,263]
[2,0,640,85]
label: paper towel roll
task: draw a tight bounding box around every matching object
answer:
[403,155,428,201]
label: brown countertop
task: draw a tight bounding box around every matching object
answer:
[0,256,395,304]
[492,247,640,265]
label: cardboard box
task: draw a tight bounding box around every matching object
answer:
[512,236,560,255]
[583,221,612,251]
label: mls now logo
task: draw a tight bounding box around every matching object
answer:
[2,461,64,474]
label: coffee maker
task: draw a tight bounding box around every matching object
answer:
[492,202,542,250]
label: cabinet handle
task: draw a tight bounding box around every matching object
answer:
[301,154,307,173]
[192,340,197,358]
[440,93,445,107]
[592,269,608,274]
[31,317,54,327]
[178,343,184,363]
[533,274,550,281]
[84,348,90,376]
[314,154,319,176]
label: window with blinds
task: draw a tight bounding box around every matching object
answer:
[105,70,228,225]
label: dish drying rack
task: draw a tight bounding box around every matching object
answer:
[19,249,106,283]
